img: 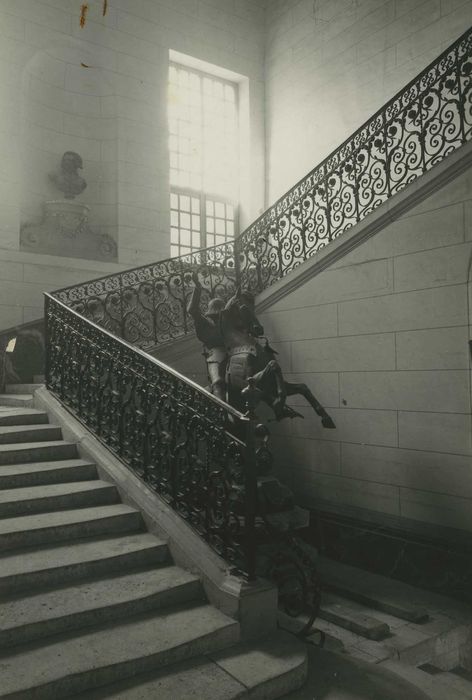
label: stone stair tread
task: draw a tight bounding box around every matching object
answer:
[0,409,48,426]
[318,557,431,623]
[0,602,239,699]
[0,440,75,454]
[0,480,118,518]
[0,480,114,505]
[0,503,140,539]
[0,459,95,479]
[438,672,472,698]
[209,629,307,695]
[70,630,307,700]
[69,655,245,700]
[319,591,390,640]
[0,566,202,645]
[0,424,61,444]
[380,660,472,700]
[5,384,44,394]
[0,394,34,400]
[0,440,78,465]
[0,424,60,435]
[0,533,167,581]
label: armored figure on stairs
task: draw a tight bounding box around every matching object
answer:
[187,271,227,401]
[189,274,335,429]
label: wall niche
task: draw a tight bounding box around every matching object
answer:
[19,43,118,261]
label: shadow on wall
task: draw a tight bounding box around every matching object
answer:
[19,42,118,261]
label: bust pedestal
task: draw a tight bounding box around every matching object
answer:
[20,200,117,261]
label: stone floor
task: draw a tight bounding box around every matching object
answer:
[284,645,431,700]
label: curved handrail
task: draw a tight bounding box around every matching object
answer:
[51,26,472,351]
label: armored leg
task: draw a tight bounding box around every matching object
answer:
[285,382,336,429]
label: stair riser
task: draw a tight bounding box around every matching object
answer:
[2,622,239,700]
[0,487,119,519]
[0,580,204,648]
[0,545,169,596]
[0,397,34,408]
[0,512,143,552]
[5,385,43,394]
[0,428,62,445]
[0,444,77,465]
[0,414,48,427]
[0,465,98,489]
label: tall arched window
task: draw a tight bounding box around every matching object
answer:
[168,63,239,257]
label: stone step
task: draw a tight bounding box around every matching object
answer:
[0,480,119,518]
[5,383,43,394]
[70,630,307,700]
[0,503,143,551]
[380,660,472,700]
[0,533,169,595]
[0,566,204,647]
[437,672,472,699]
[0,394,34,408]
[0,409,49,427]
[319,591,390,640]
[0,440,77,465]
[0,602,239,699]
[318,557,429,623]
[0,459,98,489]
[0,424,62,444]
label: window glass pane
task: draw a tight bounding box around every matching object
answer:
[180,195,190,211]
[215,202,225,218]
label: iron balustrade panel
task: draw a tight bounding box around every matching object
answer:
[45,294,255,577]
[54,241,238,351]
[51,29,472,343]
[237,26,472,293]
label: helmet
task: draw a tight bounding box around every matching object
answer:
[207,297,224,315]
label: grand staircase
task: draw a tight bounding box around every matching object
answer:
[0,386,306,700]
[0,27,471,700]
[2,385,472,700]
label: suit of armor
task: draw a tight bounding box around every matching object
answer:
[187,276,227,401]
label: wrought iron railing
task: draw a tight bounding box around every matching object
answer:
[53,27,472,351]
[45,293,258,579]
[54,241,237,350]
[44,28,471,587]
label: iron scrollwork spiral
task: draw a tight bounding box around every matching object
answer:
[53,28,472,346]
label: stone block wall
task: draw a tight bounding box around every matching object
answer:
[265,0,472,202]
[0,0,265,326]
[258,166,472,534]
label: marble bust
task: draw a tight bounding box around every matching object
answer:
[49,151,87,199]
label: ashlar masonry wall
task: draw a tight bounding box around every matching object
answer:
[258,166,472,534]
[265,0,472,203]
[0,0,265,327]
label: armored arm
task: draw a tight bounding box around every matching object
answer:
[187,271,202,319]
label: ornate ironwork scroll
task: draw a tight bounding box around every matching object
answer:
[54,241,237,351]
[45,293,257,579]
[236,26,472,293]
[53,28,472,344]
